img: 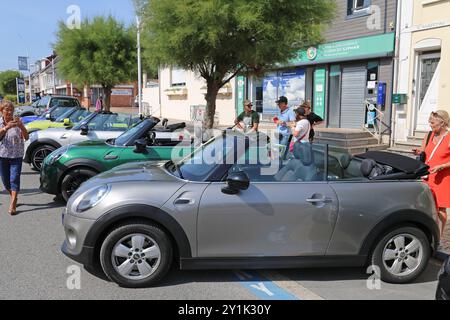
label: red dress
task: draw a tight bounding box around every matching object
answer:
[425,131,450,208]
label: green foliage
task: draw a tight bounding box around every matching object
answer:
[141,0,335,127]
[4,94,18,104]
[55,16,137,109]
[0,70,22,95]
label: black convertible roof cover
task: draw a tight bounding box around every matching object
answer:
[356,151,427,174]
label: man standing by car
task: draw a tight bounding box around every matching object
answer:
[274,96,296,147]
[235,100,260,133]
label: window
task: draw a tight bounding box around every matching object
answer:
[170,67,186,87]
[347,0,371,16]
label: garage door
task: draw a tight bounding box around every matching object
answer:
[340,66,367,129]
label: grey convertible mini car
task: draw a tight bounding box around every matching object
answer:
[62,132,440,288]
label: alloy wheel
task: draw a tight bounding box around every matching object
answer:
[111,234,161,281]
[32,147,54,170]
[382,233,424,277]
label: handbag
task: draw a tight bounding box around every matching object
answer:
[417,131,433,163]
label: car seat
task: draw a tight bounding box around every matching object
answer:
[360,158,384,179]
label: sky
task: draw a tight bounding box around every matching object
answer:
[0,0,136,71]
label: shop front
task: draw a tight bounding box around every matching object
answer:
[239,33,396,130]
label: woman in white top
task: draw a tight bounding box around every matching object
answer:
[292,107,311,143]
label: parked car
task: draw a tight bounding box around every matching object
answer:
[25,107,90,133]
[61,133,440,288]
[15,95,81,117]
[40,117,193,202]
[436,256,450,300]
[24,112,140,171]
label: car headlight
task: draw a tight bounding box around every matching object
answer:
[75,185,110,213]
[47,146,69,165]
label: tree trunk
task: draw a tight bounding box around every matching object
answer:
[103,86,112,112]
[204,81,220,129]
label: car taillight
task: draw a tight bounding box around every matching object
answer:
[179,135,184,141]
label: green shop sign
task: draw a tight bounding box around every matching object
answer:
[313,68,326,119]
[236,76,246,116]
[290,33,395,65]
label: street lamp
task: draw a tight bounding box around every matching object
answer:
[136,15,143,117]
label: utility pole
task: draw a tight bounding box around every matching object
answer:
[137,15,143,117]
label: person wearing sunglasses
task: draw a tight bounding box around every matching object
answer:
[413,110,450,237]
[235,100,260,133]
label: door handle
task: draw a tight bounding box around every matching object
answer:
[174,198,195,205]
[306,197,332,204]
[104,155,118,160]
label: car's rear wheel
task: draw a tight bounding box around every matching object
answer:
[31,145,56,171]
[100,223,173,288]
[371,226,430,284]
[61,168,97,202]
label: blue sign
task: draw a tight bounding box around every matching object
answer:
[377,82,386,107]
[18,56,29,71]
[262,69,305,114]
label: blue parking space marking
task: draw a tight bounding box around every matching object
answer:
[234,271,299,300]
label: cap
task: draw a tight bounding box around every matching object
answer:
[244,100,253,107]
[276,96,288,104]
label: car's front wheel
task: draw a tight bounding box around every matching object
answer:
[371,226,430,284]
[100,223,173,288]
[61,168,98,202]
[31,145,56,171]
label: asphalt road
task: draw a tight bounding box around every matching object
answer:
[0,165,443,300]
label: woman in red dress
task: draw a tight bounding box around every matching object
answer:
[415,110,450,237]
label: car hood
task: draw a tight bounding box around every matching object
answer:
[78,161,177,191]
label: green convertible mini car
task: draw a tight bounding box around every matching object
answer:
[40,118,194,202]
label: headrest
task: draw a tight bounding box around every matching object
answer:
[293,142,314,166]
[361,159,377,177]
[338,153,352,169]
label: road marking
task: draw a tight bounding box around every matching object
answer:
[258,270,324,301]
[233,271,299,300]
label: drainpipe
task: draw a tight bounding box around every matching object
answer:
[391,0,402,148]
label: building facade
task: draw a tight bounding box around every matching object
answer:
[28,54,137,109]
[150,1,398,134]
[394,0,450,143]
[242,0,397,137]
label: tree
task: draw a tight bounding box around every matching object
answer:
[141,0,335,128]
[55,16,137,111]
[0,70,22,96]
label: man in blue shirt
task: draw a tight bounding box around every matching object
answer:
[275,96,296,147]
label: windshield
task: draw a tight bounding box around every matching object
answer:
[173,135,239,181]
[36,96,50,108]
[73,113,131,132]
[50,106,74,119]
[115,120,150,146]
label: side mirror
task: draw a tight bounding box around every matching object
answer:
[80,125,89,136]
[162,118,169,128]
[45,113,52,120]
[222,171,250,195]
[134,138,148,153]
[147,131,156,146]
[63,118,71,126]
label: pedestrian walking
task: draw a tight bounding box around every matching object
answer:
[274,96,296,148]
[413,110,450,237]
[0,100,29,215]
[302,101,323,142]
[235,100,260,133]
[95,95,104,112]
